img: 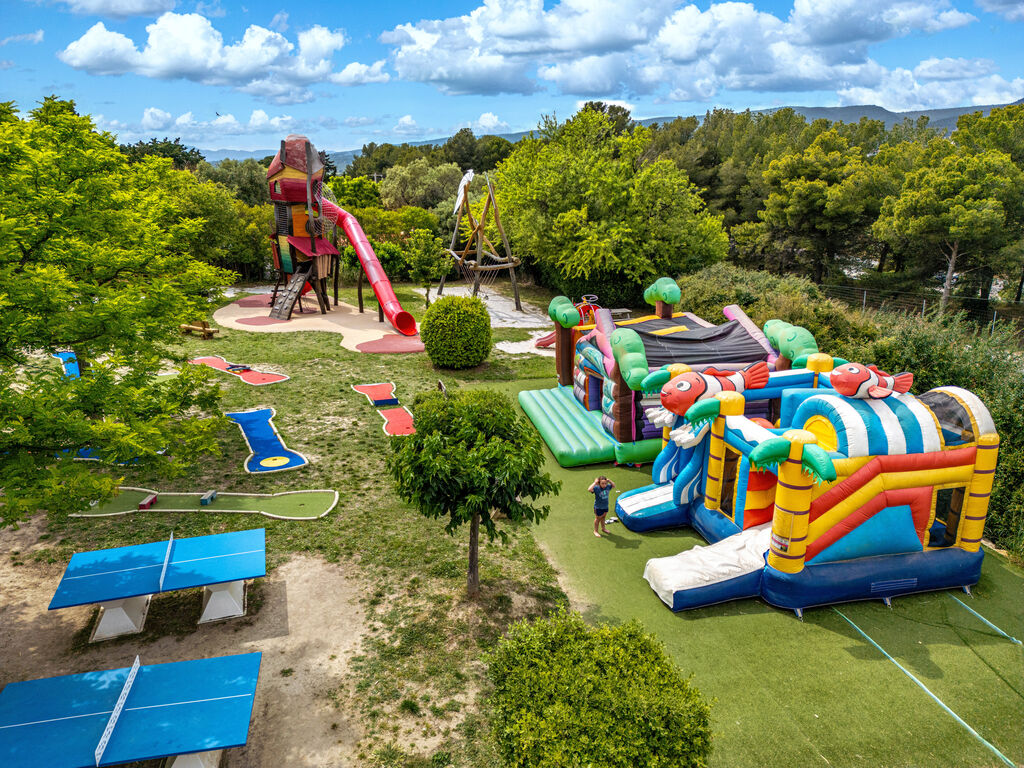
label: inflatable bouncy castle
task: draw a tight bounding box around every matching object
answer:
[519,278,780,466]
[617,353,999,615]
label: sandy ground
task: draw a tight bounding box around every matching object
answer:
[0,516,368,767]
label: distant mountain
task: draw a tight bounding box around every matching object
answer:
[197,98,1023,169]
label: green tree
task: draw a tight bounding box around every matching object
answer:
[387,389,559,597]
[953,104,1024,166]
[496,109,727,301]
[405,228,450,305]
[760,130,870,283]
[120,136,205,170]
[327,175,382,209]
[442,127,479,170]
[580,100,636,134]
[346,141,436,179]
[474,134,513,171]
[874,142,1024,312]
[0,97,234,527]
[488,611,712,768]
[379,157,464,210]
[195,158,269,206]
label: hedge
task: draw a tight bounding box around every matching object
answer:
[420,295,491,369]
[487,611,712,768]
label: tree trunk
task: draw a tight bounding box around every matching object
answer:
[1014,266,1024,303]
[424,285,431,308]
[940,242,958,315]
[877,245,888,273]
[467,511,480,598]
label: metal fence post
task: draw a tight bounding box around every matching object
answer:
[863,290,867,310]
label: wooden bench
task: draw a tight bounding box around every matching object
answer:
[180,320,219,340]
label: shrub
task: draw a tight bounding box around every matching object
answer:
[487,611,712,768]
[340,239,409,281]
[676,263,878,354]
[420,296,491,369]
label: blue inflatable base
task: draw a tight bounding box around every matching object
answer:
[761,547,984,612]
[670,567,765,611]
[615,485,690,532]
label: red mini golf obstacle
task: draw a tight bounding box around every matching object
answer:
[190,356,289,386]
[351,383,415,436]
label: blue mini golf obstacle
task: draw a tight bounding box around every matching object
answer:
[226,407,308,473]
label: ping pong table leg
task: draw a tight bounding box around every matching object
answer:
[198,580,247,624]
[168,749,223,767]
[91,595,152,641]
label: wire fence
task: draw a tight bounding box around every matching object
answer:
[821,285,1024,338]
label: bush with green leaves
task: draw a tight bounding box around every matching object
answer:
[676,263,878,354]
[420,296,491,369]
[487,610,712,768]
[387,389,559,596]
[495,108,728,301]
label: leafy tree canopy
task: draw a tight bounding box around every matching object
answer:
[195,157,269,206]
[327,175,382,209]
[387,389,559,596]
[120,135,205,170]
[0,97,234,527]
[495,108,728,290]
[379,158,464,210]
[874,141,1024,310]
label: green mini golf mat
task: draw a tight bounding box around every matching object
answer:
[76,487,338,520]
[519,385,661,467]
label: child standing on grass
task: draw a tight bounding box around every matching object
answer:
[589,476,615,537]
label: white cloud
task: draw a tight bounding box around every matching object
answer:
[393,114,422,135]
[331,59,390,85]
[839,70,1024,110]
[269,11,289,32]
[1,30,44,46]
[0,60,14,70]
[59,12,383,104]
[344,116,377,127]
[472,111,509,132]
[100,107,297,144]
[59,23,142,75]
[195,0,225,18]
[913,57,997,81]
[975,0,1024,21]
[377,0,1000,110]
[57,0,177,17]
[141,106,172,129]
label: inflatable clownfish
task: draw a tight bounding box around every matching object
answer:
[829,363,913,399]
[660,362,770,416]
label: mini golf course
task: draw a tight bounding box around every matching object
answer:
[76,487,338,520]
[497,379,1024,768]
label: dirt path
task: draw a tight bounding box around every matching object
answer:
[0,516,368,767]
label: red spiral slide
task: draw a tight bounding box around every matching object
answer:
[320,199,417,336]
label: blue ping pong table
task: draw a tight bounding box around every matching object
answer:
[49,528,266,641]
[0,651,261,768]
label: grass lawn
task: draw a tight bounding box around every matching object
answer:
[19,281,1024,768]
[489,378,1024,768]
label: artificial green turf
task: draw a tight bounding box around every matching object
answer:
[82,488,338,519]
[495,378,1024,768]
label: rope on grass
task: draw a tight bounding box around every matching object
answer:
[832,607,1017,768]
[947,593,1022,646]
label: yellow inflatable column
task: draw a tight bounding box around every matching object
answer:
[805,353,834,388]
[704,392,745,512]
[767,429,818,574]
[958,433,1000,552]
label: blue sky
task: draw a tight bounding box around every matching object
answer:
[3,0,1023,151]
